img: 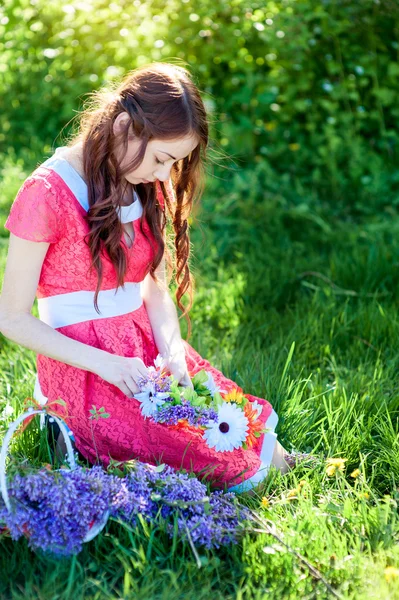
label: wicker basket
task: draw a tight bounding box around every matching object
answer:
[0,408,109,544]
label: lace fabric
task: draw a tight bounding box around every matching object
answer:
[4,165,278,490]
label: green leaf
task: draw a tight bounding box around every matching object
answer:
[192,369,209,386]
[154,463,166,473]
[193,383,212,397]
[168,391,182,403]
[212,392,224,409]
[182,387,196,402]
[190,395,206,407]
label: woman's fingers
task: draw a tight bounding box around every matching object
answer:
[132,358,150,379]
[123,374,140,396]
[179,371,193,388]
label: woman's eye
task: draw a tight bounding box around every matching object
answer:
[155,158,165,165]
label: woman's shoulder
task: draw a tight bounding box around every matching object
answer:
[4,166,67,244]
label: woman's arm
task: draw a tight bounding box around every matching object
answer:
[0,234,115,374]
[141,257,185,360]
[141,257,192,386]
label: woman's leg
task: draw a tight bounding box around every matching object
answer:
[55,431,68,463]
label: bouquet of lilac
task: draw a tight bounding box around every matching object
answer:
[0,459,248,557]
[0,404,249,558]
[134,355,270,453]
[0,464,115,556]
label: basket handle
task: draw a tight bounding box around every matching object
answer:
[0,409,77,512]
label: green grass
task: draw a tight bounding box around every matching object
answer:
[1,161,399,599]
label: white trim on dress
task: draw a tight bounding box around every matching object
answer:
[41,147,144,223]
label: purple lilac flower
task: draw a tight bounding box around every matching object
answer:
[0,460,249,557]
[153,403,218,427]
[0,466,117,556]
[135,369,172,394]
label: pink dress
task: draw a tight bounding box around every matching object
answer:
[4,147,279,493]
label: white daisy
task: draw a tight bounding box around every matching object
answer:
[154,354,166,370]
[250,400,263,418]
[203,402,249,452]
[133,382,170,418]
[203,371,228,397]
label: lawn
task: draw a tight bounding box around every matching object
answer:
[0,159,399,599]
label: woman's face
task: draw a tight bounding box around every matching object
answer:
[113,111,199,185]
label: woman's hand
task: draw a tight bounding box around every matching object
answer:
[163,349,193,389]
[94,355,150,398]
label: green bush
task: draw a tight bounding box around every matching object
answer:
[0,0,397,210]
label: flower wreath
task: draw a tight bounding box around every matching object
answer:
[133,355,270,453]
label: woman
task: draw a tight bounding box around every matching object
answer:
[0,63,301,493]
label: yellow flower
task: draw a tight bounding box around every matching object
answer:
[287,487,301,499]
[385,566,399,583]
[261,497,269,508]
[288,143,300,151]
[362,492,370,500]
[298,480,307,488]
[350,468,361,479]
[326,458,347,475]
[223,388,246,405]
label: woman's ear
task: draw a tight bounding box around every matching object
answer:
[113,111,130,137]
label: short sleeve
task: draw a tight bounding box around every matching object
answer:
[4,174,62,243]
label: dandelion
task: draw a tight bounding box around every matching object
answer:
[326,457,347,476]
[362,492,370,500]
[261,497,269,508]
[385,566,399,583]
[350,468,361,479]
[287,487,300,499]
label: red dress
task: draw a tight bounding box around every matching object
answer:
[4,147,279,493]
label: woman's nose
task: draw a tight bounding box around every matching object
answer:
[154,165,172,182]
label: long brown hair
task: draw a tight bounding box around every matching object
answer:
[65,62,208,340]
